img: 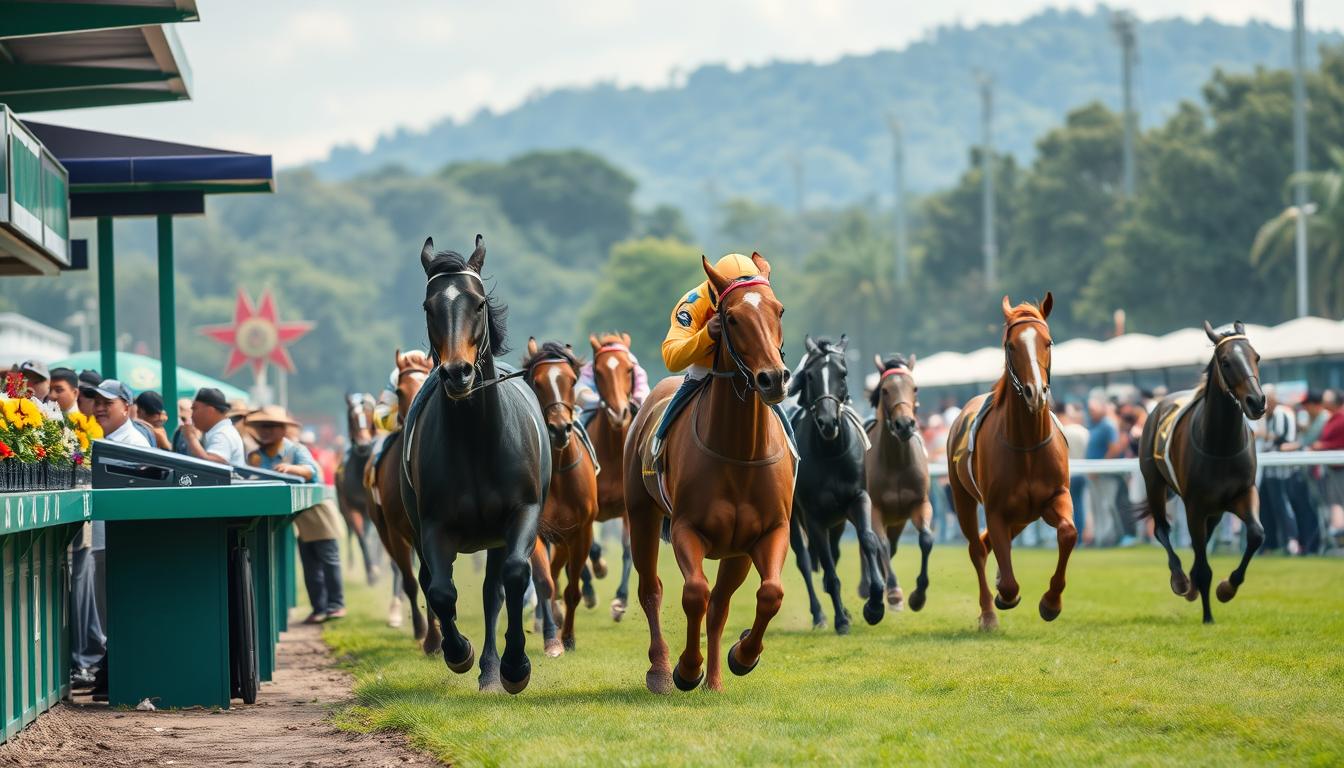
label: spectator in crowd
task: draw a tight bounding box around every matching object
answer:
[90,379,150,449]
[18,360,49,400]
[133,390,173,450]
[46,367,80,416]
[1255,385,1303,554]
[1086,394,1127,547]
[76,369,102,417]
[180,387,245,466]
[1057,402,1092,545]
[245,406,345,623]
[301,429,338,485]
[170,397,192,453]
[1310,388,1344,546]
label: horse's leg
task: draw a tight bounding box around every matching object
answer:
[613,515,633,621]
[628,500,670,693]
[530,538,562,658]
[1217,486,1263,604]
[704,555,751,692]
[951,479,995,630]
[671,524,710,690]
[419,522,472,673]
[478,548,506,691]
[1145,471,1188,596]
[562,526,591,651]
[729,525,789,672]
[985,507,1021,610]
[498,510,540,694]
[1037,492,1077,621]
[589,536,607,578]
[1186,510,1216,623]
[811,517,849,635]
[884,521,907,609]
[847,492,886,626]
[789,502,826,629]
[550,541,567,624]
[388,532,425,642]
[909,500,935,612]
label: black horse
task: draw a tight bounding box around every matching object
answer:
[787,335,886,634]
[401,235,551,693]
[1139,321,1266,624]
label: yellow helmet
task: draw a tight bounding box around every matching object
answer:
[714,253,760,280]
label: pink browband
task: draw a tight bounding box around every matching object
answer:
[716,277,771,304]
[881,366,911,380]
[597,343,628,354]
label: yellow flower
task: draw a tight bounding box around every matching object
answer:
[18,399,42,428]
[86,417,103,440]
[2,399,19,427]
[77,433,89,453]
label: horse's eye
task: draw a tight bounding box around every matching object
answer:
[779,308,785,317]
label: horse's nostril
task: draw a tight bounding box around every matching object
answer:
[756,372,773,389]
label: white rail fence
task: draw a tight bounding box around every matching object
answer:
[926,450,1344,477]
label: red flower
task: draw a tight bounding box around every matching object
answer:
[73,453,84,466]
[34,444,46,458]
[0,441,12,458]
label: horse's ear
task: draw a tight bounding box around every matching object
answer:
[1040,291,1053,319]
[1203,320,1219,343]
[420,237,435,274]
[787,371,804,397]
[565,343,574,352]
[468,234,486,272]
[1001,295,1013,318]
[750,251,772,278]
[805,335,820,355]
[702,255,730,294]
[527,336,539,357]
[589,334,601,353]
[1234,320,1246,335]
[874,354,885,373]
[621,332,631,348]
[837,334,848,351]
[394,347,403,367]
[907,353,916,370]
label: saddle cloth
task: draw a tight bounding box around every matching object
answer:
[1152,390,1200,495]
[569,419,602,476]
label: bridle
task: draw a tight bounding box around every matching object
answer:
[424,269,525,397]
[1211,333,1259,409]
[528,358,582,452]
[707,277,784,401]
[1002,316,1052,404]
[877,366,918,440]
[346,393,374,443]
[800,348,848,438]
[594,341,636,421]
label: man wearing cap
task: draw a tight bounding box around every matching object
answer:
[47,367,80,416]
[17,360,50,400]
[91,379,151,449]
[133,391,173,450]
[246,406,346,623]
[77,369,102,417]
[181,387,245,466]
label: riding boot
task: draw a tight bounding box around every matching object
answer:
[770,403,798,456]
[651,375,705,463]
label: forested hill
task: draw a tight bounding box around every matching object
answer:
[316,9,1338,213]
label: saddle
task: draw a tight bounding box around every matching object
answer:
[565,419,602,475]
[1152,390,1200,495]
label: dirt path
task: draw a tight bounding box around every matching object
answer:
[0,619,439,768]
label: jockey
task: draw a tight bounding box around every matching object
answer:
[576,347,650,425]
[373,350,428,432]
[652,252,795,454]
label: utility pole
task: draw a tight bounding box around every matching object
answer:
[978,72,996,288]
[1292,0,1309,317]
[888,114,909,285]
[1112,11,1138,200]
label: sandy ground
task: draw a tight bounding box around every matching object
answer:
[0,619,439,768]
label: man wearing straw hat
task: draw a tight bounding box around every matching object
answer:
[246,405,346,624]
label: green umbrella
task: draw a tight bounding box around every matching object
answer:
[48,351,250,403]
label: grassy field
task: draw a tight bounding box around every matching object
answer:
[319,541,1344,767]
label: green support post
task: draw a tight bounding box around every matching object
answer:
[96,217,117,379]
[157,215,178,434]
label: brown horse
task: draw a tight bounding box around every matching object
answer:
[587,331,638,621]
[865,354,935,612]
[624,252,794,693]
[335,392,381,585]
[1138,321,1266,624]
[522,339,600,656]
[366,350,441,654]
[946,294,1075,631]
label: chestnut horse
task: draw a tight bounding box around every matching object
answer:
[335,392,381,585]
[624,252,794,693]
[587,331,637,621]
[522,339,600,656]
[946,294,1075,631]
[1138,321,1266,624]
[366,349,440,654]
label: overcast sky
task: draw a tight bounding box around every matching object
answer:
[34,1,1344,167]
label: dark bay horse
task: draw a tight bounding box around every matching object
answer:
[335,392,381,585]
[587,332,637,621]
[787,335,886,634]
[401,235,550,694]
[522,339,599,656]
[1139,321,1266,624]
[946,294,1075,631]
[624,252,795,693]
[366,349,440,654]
[865,354,934,613]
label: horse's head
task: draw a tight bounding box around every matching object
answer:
[345,391,375,442]
[420,234,507,400]
[1203,320,1265,419]
[870,353,918,440]
[393,348,432,423]
[704,252,789,404]
[1000,293,1054,413]
[524,337,582,451]
[590,332,635,424]
[790,334,849,440]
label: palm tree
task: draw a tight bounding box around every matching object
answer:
[1251,146,1344,318]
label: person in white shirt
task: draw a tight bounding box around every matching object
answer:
[180,387,246,466]
[90,379,150,448]
[46,367,81,416]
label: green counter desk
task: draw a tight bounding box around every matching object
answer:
[95,483,329,710]
[1,489,90,744]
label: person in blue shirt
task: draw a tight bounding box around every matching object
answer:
[1085,395,1127,546]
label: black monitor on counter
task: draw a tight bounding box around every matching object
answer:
[91,440,232,489]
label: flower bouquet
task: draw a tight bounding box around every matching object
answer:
[0,371,91,491]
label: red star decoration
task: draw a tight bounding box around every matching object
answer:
[200,289,314,378]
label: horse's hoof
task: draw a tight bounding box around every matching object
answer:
[593,557,609,579]
[544,638,564,658]
[479,678,505,694]
[563,636,575,652]
[994,592,1022,611]
[1170,572,1191,597]
[1185,581,1200,602]
[500,659,531,695]
[1202,616,1216,625]
[672,664,704,691]
[1216,580,1237,603]
[908,588,927,612]
[887,587,904,610]
[863,599,884,626]
[444,640,475,674]
[1038,597,1061,622]
[610,599,626,622]
[646,668,674,694]
[834,619,850,636]
[978,612,999,632]
[582,583,597,609]
[727,631,759,677]
[387,599,404,629]
[422,638,441,657]
[812,615,827,630]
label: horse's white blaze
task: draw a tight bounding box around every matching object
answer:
[547,365,564,407]
[444,284,461,302]
[1022,327,1044,396]
[408,372,427,383]
[605,355,619,370]
[821,364,830,396]
[743,291,762,309]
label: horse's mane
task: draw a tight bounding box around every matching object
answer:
[993,301,1047,403]
[424,249,509,356]
[868,354,912,408]
[522,341,582,375]
[790,336,844,400]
